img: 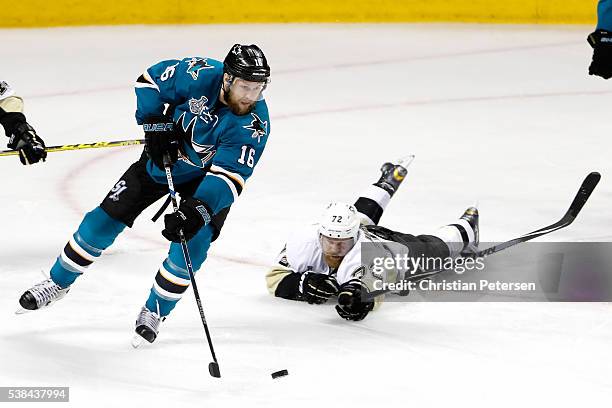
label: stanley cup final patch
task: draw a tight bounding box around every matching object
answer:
[189,96,209,116]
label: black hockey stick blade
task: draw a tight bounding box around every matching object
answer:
[209,362,221,378]
[567,172,600,218]
[477,171,601,257]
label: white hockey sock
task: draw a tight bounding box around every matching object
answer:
[433,219,475,257]
[354,185,391,225]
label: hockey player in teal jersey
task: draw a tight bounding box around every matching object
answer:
[588,0,612,79]
[17,44,271,344]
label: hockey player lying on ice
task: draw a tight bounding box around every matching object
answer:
[265,158,479,322]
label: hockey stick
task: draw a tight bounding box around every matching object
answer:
[367,172,601,298]
[475,171,600,258]
[162,154,221,379]
[0,138,145,156]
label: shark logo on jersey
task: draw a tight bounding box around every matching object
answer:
[176,112,217,167]
[178,112,196,134]
[186,58,214,81]
[192,142,216,164]
[243,113,268,143]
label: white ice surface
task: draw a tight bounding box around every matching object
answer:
[0,24,611,407]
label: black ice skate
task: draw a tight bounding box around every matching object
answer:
[16,278,70,314]
[374,155,414,197]
[132,306,165,348]
[459,206,480,256]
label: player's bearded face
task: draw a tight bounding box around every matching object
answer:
[320,235,355,258]
[225,77,265,115]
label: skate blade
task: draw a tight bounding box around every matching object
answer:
[396,154,415,169]
[131,334,146,349]
[15,307,32,315]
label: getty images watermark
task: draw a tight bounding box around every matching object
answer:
[369,251,535,293]
[360,242,612,301]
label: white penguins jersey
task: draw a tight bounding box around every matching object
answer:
[276,223,401,287]
[0,81,24,113]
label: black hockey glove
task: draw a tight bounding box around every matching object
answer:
[162,196,212,242]
[299,272,340,304]
[143,115,179,169]
[0,110,46,165]
[335,279,374,321]
[588,29,612,79]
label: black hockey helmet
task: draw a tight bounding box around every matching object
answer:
[223,44,270,83]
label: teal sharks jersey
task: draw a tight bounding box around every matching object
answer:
[134,56,270,215]
[598,0,612,30]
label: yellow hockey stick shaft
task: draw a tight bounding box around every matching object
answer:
[0,138,145,156]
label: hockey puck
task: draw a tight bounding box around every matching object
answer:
[271,369,288,379]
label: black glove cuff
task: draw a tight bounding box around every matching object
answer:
[181,197,212,225]
[143,114,174,131]
[274,272,304,300]
[0,111,27,136]
[588,29,612,48]
[298,271,311,294]
[143,114,179,169]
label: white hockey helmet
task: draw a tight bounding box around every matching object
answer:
[318,202,361,241]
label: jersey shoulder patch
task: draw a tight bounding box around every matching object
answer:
[0,81,15,101]
[185,57,215,80]
[223,101,269,144]
[240,112,269,144]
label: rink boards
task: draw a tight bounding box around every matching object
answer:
[0,0,597,28]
